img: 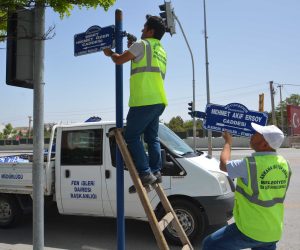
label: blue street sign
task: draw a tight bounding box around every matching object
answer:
[74,25,115,56]
[203,103,268,137]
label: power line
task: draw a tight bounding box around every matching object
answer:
[274,83,300,87]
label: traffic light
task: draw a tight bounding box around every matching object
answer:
[188,101,194,117]
[159,1,176,35]
[6,9,34,89]
[259,93,264,112]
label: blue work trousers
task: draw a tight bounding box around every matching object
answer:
[125,104,165,176]
[202,223,277,250]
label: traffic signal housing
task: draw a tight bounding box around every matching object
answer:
[259,93,264,112]
[188,101,194,117]
[6,9,34,89]
[159,1,176,35]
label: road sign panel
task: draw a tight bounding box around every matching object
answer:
[74,25,115,57]
[203,103,268,137]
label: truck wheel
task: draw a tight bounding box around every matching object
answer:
[157,199,206,245]
[0,194,22,228]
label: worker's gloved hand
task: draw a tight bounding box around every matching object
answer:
[127,39,134,48]
[127,33,137,48]
[103,48,113,56]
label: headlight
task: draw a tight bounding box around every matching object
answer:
[210,171,231,194]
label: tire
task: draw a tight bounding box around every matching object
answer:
[0,194,22,228]
[156,198,206,245]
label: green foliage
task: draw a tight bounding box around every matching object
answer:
[17,130,23,137]
[3,123,14,139]
[286,94,300,106]
[0,10,7,41]
[0,0,115,39]
[183,119,202,130]
[168,116,185,132]
[275,94,300,117]
[166,116,203,135]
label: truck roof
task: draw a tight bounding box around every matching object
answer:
[55,121,167,129]
[55,120,120,128]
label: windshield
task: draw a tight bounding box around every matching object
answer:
[158,124,194,156]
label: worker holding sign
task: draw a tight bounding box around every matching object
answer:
[202,123,292,250]
[103,15,167,187]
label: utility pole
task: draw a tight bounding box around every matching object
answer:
[203,0,212,156]
[28,115,32,144]
[32,3,45,250]
[269,81,277,125]
[278,84,284,131]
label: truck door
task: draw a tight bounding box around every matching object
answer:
[102,125,171,219]
[56,127,104,215]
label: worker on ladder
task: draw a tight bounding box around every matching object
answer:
[103,15,168,188]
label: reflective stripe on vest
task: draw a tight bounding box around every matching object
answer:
[130,40,166,79]
[236,157,292,207]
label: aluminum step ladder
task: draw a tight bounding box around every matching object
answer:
[111,128,194,250]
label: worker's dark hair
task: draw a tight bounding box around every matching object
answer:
[145,15,166,40]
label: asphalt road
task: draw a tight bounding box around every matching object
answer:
[0,148,299,250]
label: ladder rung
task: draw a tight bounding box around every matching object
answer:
[154,184,193,249]
[182,244,192,250]
[158,212,174,231]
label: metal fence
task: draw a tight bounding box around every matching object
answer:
[0,138,50,145]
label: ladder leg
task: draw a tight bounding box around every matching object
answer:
[113,129,169,250]
[112,128,193,250]
[153,184,194,249]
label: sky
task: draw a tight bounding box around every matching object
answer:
[0,0,300,128]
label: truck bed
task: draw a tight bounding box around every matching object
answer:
[0,157,55,195]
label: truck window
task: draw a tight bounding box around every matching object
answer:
[61,129,103,165]
[108,128,127,169]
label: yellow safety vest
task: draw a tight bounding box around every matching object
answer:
[234,155,291,242]
[129,38,167,107]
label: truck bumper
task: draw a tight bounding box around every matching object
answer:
[194,192,234,225]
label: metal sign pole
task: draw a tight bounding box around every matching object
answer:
[33,3,45,250]
[203,0,213,156]
[115,9,125,250]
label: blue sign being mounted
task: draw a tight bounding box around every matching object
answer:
[203,103,268,137]
[74,25,115,56]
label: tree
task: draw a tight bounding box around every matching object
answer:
[17,130,23,137]
[167,116,185,132]
[165,116,204,139]
[0,10,6,41]
[0,0,115,41]
[3,123,15,139]
[183,119,202,130]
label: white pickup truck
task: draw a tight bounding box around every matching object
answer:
[0,121,234,244]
